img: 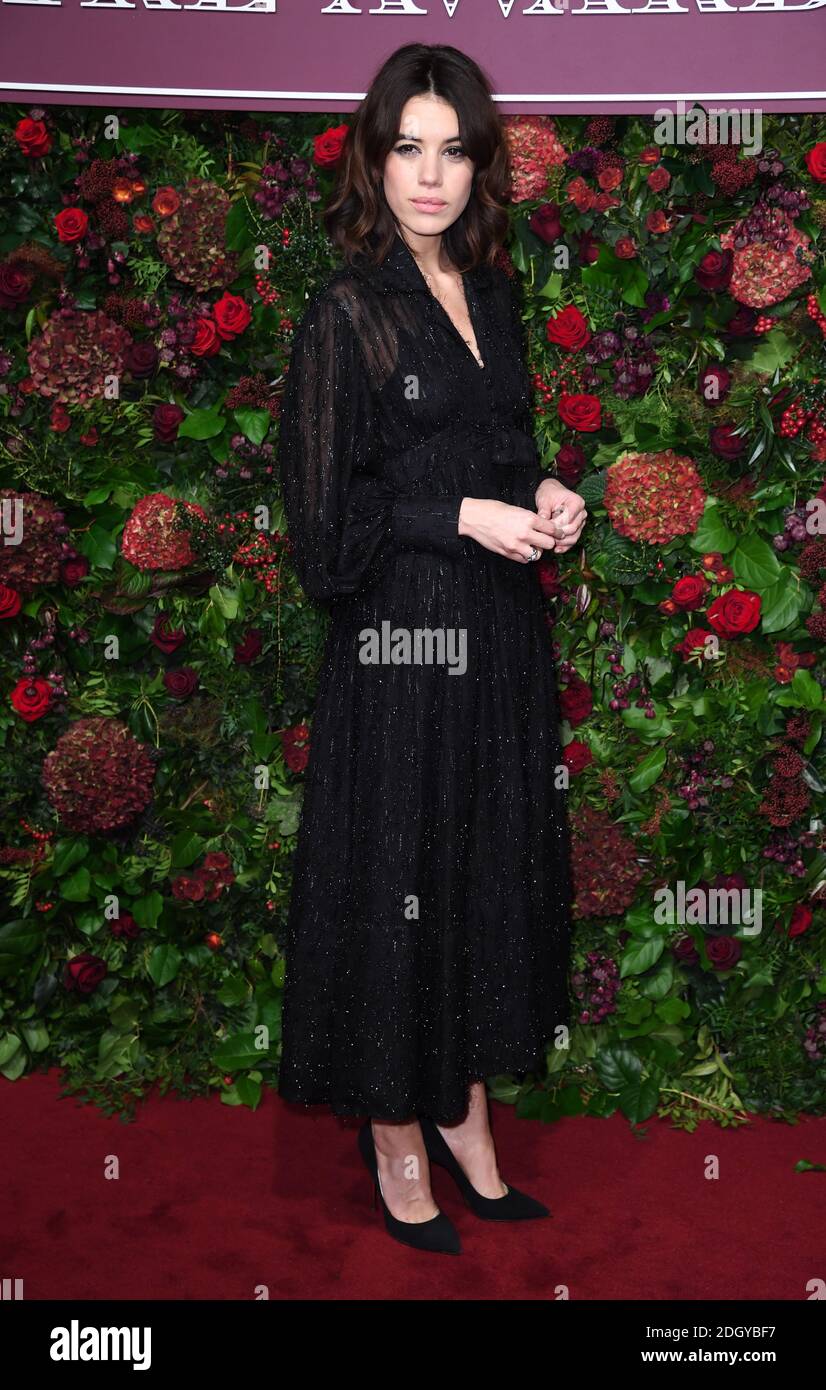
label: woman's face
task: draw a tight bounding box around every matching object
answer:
[382,93,475,245]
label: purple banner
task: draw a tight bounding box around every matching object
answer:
[1,0,825,114]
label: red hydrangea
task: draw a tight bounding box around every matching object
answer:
[121,492,208,571]
[0,489,67,593]
[604,449,706,544]
[569,805,645,920]
[42,716,156,831]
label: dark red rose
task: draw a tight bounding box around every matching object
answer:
[706,935,741,971]
[234,628,263,665]
[15,118,52,158]
[698,364,731,405]
[149,613,186,654]
[152,186,180,218]
[558,673,593,726]
[528,202,563,244]
[647,165,671,193]
[674,627,712,662]
[313,123,349,168]
[724,303,758,337]
[805,142,826,183]
[281,724,310,773]
[64,951,107,995]
[213,293,251,340]
[163,666,199,699]
[203,851,232,872]
[646,209,671,235]
[0,263,34,309]
[555,443,586,488]
[710,423,746,460]
[562,739,592,774]
[577,233,601,266]
[171,873,207,902]
[546,305,591,352]
[124,341,158,379]
[788,903,813,937]
[672,933,699,965]
[695,249,732,292]
[0,584,22,619]
[10,676,51,722]
[558,393,602,432]
[537,555,562,599]
[672,575,709,610]
[707,589,761,638]
[191,316,221,358]
[110,910,140,940]
[153,403,185,444]
[615,236,637,260]
[61,554,89,587]
[54,208,89,245]
[713,872,747,893]
[194,867,222,902]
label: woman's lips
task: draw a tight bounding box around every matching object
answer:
[411,199,447,212]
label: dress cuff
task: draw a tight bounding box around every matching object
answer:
[391,495,466,556]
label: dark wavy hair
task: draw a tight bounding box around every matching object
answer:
[323,43,512,275]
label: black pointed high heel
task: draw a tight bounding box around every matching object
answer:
[419,1114,551,1220]
[357,1119,461,1254]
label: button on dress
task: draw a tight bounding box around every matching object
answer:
[276,229,573,1125]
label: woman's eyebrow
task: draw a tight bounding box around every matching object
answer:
[395,133,462,144]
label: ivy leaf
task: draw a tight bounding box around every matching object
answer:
[688,499,736,555]
[147,944,181,987]
[731,534,782,590]
[234,407,271,446]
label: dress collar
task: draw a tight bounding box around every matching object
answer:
[354,228,496,297]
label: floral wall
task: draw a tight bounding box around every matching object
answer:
[1,106,825,1126]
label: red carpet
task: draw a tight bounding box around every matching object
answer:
[3,1069,823,1300]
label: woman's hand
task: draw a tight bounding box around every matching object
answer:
[458,497,559,563]
[535,477,588,555]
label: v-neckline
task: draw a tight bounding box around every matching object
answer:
[399,235,487,372]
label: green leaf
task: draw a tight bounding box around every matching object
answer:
[147,944,181,987]
[759,579,806,634]
[731,534,782,591]
[60,866,91,902]
[170,830,205,869]
[688,500,736,555]
[776,668,823,709]
[214,1030,269,1071]
[538,271,563,302]
[178,408,226,441]
[620,936,665,977]
[131,891,163,929]
[744,330,795,375]
[577,470,607,508]
[52,837,89,877]
[234,407,271,446]
[628,745,667,794]
[0,919,45,979]
[209,584,239,621]
[598,531,649,585]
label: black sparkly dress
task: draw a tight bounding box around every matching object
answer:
[276,229,573,1126]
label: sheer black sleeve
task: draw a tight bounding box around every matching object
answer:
[277,290,466,604]
[499,269,547,510]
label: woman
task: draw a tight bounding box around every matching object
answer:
[277,42,587,1255]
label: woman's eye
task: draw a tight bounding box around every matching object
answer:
[393,143,467,159]
[445,146,466,160]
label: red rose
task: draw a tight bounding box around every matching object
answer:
[234,628,263,664]
[710,423,745,460]
[171,873,207,902]
[558,673,593,726]
[10,676,52,722]
[281,724,310,773]
[124,342,158,379]
[706,589,761,638]
[646,210,671,235]
[191,316,221,358]
[615,236,637,260]
[695,249,733,292]
[555,443,586,488]
[805,142,826,183]
[50,403,71,433]
[675,627,713,662]
[639,147,661,166]
[528,203,563,244]
[546,305,591,352]
[672,575,709,610]
[537,555,562,599]
[153,402,185,444]
[577,233,601,266]
[706,935,741,971]
[163,666,199,699]
[788,903,813,938]
[149,613,186,654]
[725,303,758,337]
[61,555,89,587]
[647,166,671,193]
[213,292,252,341]
[672,933,700,965]
[0,584,22,619]
[151,186,180,217]
[110,911,140,940]
[313,123,349,168]
[203,851,232,872]
[54,208,89,244]
[698,364,731,405]
[562,739,592,774]
[0,264,34,309]
[558,392,602,432]
[64,951,107,995]
[15,118,51,158]
[597,165,623,192]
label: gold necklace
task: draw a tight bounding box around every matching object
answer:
[416,259,484,367]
